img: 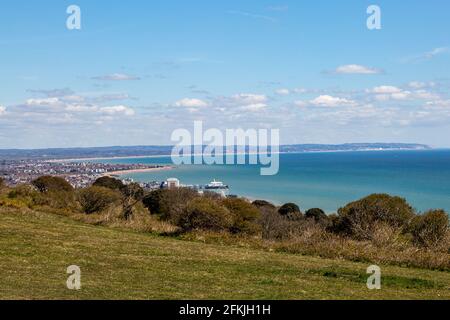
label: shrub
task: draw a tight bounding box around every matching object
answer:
[78,186,121,214]
[176,198,233,232]
[120,183,144,200]
[261,206,326,241]
[143,188,199,220]
[44,190,78,210]
[93,176,124,190]
[142,189,167,215]
[261,207,293,240]
[120,183,145,220]
[8,184,38,199]
[335,194,415,240]
[222,198,261,235]
[278,203,303,221]
[0,177,5,189]
[6,184,39,208]
[32,176,73,193]
[252,200,276,210]
[305,208,328,223]
[410,210,449,248]
[7,183,76,210]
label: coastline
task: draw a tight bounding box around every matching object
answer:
[103,166,175,176]
[46,148,434,163]
[47,154,172,163]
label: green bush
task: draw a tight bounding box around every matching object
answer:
[32,176,73,193]
[78,186,121,214]
[43,191,78,210]
[278,203,303,221]
[177,198,233,232]
[120,183,144,200]
[335,194,415,240]
[410,210,449,248]
[120,183,145,220]
[305,208,329,224]
[142,189,167,215]
[260,206,294,240]
[222,198,261,235]
[8,184,38,199]
[6,184,40,207]
[143,188,199,220]
[93,176,124,190]
[7,184,76,210]
[252,200,276,210]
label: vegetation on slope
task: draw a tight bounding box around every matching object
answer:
[0,175,449,273]
[0,207,449,300]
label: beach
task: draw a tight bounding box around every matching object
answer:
[104,166,174,176]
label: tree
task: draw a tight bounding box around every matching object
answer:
[410,209,449,248]
[252,200,276,210]
[78,186,121,214]
[222,198,261,235]
[32,176,73,193]
[142,188,199,220]
[120,183,145,220]
[278,203,303,220]
[142,189,167,215]
[177,198,233,232]
[93,176,124,190]
[305,208,328,223]
[335,194,415,240]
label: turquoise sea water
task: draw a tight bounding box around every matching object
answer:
[97,150,450,213]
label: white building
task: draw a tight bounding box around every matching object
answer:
[166,178,180,189]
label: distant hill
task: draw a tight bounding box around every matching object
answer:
[0,143,431,160]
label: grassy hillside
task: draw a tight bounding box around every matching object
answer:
[0,207,449,300]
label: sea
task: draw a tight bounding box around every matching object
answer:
[94,149,450,214]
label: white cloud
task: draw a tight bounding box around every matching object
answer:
[92,73,141,81]
[275,88,290,95]
[0,105,6,115]
[241,103,267,112]
[368,86,402,94]
[227,10,276,22]
[174,98,208,108]
[100,105,135,116]
[408,81,435,89]
[402,47,450,63]
[232,93,267,105]
[334,64,381,74]
[297,95,358,108]
[26,97,62,107]
[414,90,439,100]
[368,85,439,101]
[293,88,308,94]
[65,105,97,113]
[423,47,449,59]
[425,99,450,109]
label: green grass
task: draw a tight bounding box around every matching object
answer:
[1,207,449,300]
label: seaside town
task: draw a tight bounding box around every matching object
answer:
[0,159,169,189]
[0,159,231,196]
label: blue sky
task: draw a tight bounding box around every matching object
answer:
[0,0,449,148]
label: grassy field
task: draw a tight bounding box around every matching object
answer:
[0,207,449,300]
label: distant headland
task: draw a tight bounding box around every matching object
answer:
[0,143,431,160]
